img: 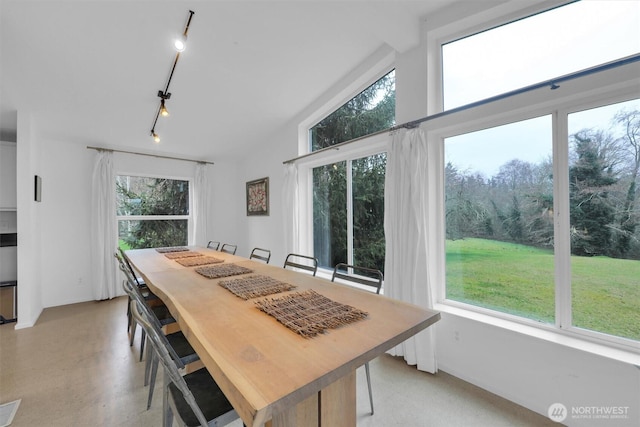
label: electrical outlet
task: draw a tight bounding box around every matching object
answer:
[454,330,460,341]
[77,277,83,286]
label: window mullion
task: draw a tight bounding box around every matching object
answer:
[553,110,572,330]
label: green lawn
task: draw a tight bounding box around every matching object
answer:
[446,238,640,341]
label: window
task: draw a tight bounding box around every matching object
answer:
[306,70,393,273]
[310,70,395,151]
[438,1,639,347]
[116,175,190,249]
[312,153,387,272]
[442,1,640,110]
[568,99,640,341]
[445,116,555,323]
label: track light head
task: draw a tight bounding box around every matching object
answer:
[160,100,169,117]
[151,130,160,143]
[174,34,187,52]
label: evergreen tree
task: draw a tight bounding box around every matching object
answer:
[569,134,617,256]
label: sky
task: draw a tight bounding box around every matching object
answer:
[441,0,640,178]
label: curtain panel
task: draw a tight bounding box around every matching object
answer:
[282,163,300,256]
[91,150,120,300]
[192,163,208,247]
[383,127,438,373]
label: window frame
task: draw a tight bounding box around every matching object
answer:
[115,172,194,247]
[298,132,388,275]
[297,58,395,274]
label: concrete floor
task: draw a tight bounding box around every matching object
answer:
[0,297,558,426]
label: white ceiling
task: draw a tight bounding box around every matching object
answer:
[0,0,458,161]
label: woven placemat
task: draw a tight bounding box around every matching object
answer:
[175,256,224,267]
[219,275,296,300]
[254,290,368,338]
[155,246,189,253]
[194,263,253,279]
[164,251,201,259]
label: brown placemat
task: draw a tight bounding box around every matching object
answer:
[219,275,296,300]
[175,256,224,267]
[194,264,253,279]
[155,246,189,253]
[254,290,368,338]
[164,251,201,259]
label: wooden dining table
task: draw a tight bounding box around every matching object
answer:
[125,247,440,427]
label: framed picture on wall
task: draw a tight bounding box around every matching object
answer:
[246,177,269,216]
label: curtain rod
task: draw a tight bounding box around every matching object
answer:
[283,53,640,165]
[86,146,214,165]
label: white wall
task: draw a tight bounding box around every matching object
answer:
[437,312,639,426]
[235,128,296,264]
[16,111,43,328]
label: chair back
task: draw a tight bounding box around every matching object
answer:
[207,241,220,250]
[250,247,271,264]
[117,260,185,369]
[220,243,237,255]
[283,253,318,276]
[116,247,144,287]
[331,263,383,294]
[129,299,209,426]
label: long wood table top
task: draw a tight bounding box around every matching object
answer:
[126,247,440,427]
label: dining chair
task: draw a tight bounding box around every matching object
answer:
[331,262,383,416]
[220,243,237,255]
[116,248,158,333]
[129,298,240,427]
[121,270,200,411]
[283,253,318,276]
[116,254,176,362]
[207,241,220,250]
[249,247,271,264]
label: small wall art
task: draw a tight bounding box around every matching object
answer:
[246,177,269,216]
[34,175,42,202]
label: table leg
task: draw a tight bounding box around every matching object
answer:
[267,369,356,427]
[320,370,356,427]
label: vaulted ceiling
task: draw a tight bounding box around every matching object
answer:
[1,0,461,160]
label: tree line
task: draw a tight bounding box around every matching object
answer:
[446,108,640,260]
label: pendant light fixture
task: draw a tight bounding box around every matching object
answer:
[150,10,195,143]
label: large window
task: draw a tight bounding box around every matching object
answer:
[116,175,190,249]
[440,0,640,346]
[442,0,640,109]
[308,70,393,272]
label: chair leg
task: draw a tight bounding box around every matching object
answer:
[126,296,132,332]
[365,362,374,415]
[147,354,159,410]
[129,320,137,347]
[140,330,146,362]
[144,346,153,386]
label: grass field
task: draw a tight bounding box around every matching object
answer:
[446,238,640,341]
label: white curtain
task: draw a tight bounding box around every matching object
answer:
[91,150,120,300]
[192,163,208,246]
[282,163,300,255]
[383,127,437,373]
